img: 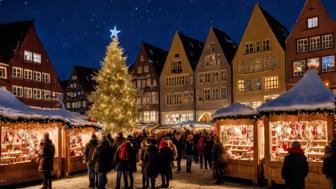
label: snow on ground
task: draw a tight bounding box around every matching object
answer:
[21,161,262,189]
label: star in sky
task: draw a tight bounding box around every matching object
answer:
[110,26,120,39]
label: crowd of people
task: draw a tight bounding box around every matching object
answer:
[82,129,228,189]
[35,129,336,189]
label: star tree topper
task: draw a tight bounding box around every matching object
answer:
[110,25,120,39]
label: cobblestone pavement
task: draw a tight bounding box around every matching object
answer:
[21,161,264,189]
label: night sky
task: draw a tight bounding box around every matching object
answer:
[1,0,336,80]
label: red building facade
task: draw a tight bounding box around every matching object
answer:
[0,21,62,109]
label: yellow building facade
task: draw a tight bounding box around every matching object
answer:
[232,4,288,108]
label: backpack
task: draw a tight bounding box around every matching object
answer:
[118,142,129,161]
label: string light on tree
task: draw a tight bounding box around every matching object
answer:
[88,27,137,132]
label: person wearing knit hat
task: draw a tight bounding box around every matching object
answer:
[159,140,173,188]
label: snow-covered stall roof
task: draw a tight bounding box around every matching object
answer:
[0,88,99,128]
[257,70,335,113]
[212,103,256,121]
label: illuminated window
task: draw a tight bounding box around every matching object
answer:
[322,34,333,49]
[307,17,318,28]
[24,51,32,61]
[254,77,262,91]
[33,53,41,63]
[322,56,335,72]
[293,60,307,76]
[238,80,245,93]
[310,36,321,51]
[297,38,308,53]
[264,76,278,90]
[307,58,320,71]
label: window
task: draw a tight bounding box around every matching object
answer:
[264,75,279,90]
[322,56,335,72]
[210,42,215,53]
[42,73,50,83]
[82,101,87,108]
[310,36,321,51]
[308,17,318,28]
[12,67,23,78]
[140,55,144,62]
[171,59,182,73]
[33,88,42,99]
[293,60,307,76]
[33,53,41,63]
[307,58,320,71]
[322,34,333,49]
[216,54,221,65]
[245,79,252,92]
[212,88,219,101]
[262,40,271,51]
[137,66,143,74]
[244,42,254,54]
[205,73,211,83]
[238,80,245,92]
[0,66,7,79]
[42,90,51,100]
[204,89,211,101]
[12,86,23,97]
[254,78,262,91]
[146,78,151,87]
[152,92,158,104]
[144,65,149,73]
[255,41,261,52]
[33,71,41,81]
[24,87,32,98]
[199,74,203,84]
[24,69,32,80]
[220,87,227,100]
[297,38,308,53]
[220,70,227,82]
[24,51,32,61]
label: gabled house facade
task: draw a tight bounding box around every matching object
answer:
[286,0,336,92]
[160,32,204,125]
[195,27,236,122]
[63,65,97,114]
[232,4,288,109]
[0,20,62,109]
[130,42,167,124]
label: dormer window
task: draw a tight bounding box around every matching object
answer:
[307,17,318,29]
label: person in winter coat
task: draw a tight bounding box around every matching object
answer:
[212,137,228,185]
[163,136,177,179]
[83,133,99,188]
[185,134,194,173]
[143,139,160,189]
[197,135,205,169]
[114,137,136,189]
[139,138,150,189]
[193,131,200,163]
[204,135,214,169]
[38,132,55,189]
[111,132,124,169]
[281,141,309,189]
[322,139,336,189]
[173,131,185,172]
[92,135,113,189]
[159,140,173,188]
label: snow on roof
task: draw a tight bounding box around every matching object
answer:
[0,88,99,127]
[257,70,335,113]
[213,103,256,120]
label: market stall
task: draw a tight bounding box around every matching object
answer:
[257,71,335,189]
[212,103,264,184]
[0,88,98,186]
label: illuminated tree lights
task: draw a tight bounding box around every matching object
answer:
[88,36,137,132]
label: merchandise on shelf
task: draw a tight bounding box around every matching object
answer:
[0,126,59,165]
[69,130,91,157]
[270,120,327,162]
[220,124,254,160]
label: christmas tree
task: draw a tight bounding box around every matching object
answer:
[88,33,137,132]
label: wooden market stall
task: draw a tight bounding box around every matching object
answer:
[257,71,335,189]
[0,88,99,186]
[212,103,264,184]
